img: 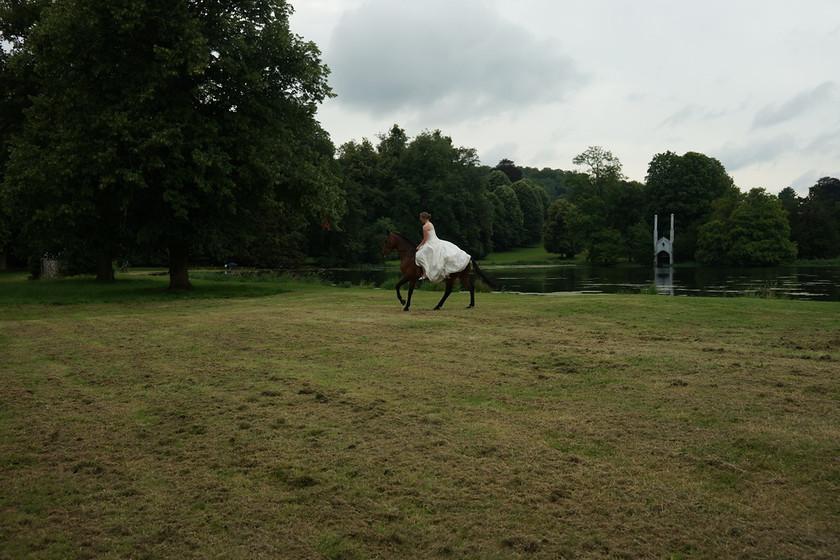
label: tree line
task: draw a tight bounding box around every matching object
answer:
[1,1,838,290]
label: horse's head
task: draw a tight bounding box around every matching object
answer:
[381,230,396,258]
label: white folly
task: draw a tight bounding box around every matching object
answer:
[654,214,674,266]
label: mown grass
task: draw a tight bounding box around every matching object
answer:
[1,272,839,559]
[484,245,563,265]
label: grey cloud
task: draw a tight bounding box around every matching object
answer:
[805,127,840,154]
[717,134,796,171]
[660,103,728,129]
[326,0,586,120]
[752,81,838,129]
[660,104,703,128]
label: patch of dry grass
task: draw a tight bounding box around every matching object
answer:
[2,282,839,559]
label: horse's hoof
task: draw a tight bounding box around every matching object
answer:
[466,305,474,309]
[433,306,441,311]
[403,307,410,311]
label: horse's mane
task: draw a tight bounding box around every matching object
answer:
[391,231,415,246]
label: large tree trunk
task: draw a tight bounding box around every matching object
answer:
[168,240,193,290]
[95,250,115,282]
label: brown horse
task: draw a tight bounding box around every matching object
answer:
[381,231,497,311]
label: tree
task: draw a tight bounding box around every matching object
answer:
[486,169,512,190]
[522,166,568,200]
[588,228,623,266]
[572,146,624,188]
[777,186,802,246]
[569,147,645,263]
[396,130,491,257]
[801,177,840,259]
[488,184,523,251]
[0,0,50,271]
[511,179,546,245]
[322,127,494,265]
[696,188,796,266]
[645,151,738,260]
[2,0,341,288]
[543,198,580,258]
[313,138,386,266]
[493,158,523,183]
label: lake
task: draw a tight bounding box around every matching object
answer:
[321,264,840,301]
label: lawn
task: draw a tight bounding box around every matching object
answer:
[1,272,839,558]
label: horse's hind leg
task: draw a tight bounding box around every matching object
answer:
[463,274,475,308]
[434,280,454,310]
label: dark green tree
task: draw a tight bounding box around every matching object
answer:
[569,147,644,263]
[797,177,840,259]
[397,130,491,257]
[486,169,512,190]
[3,0,341,288]
[572,146,623,188]
[511,179,546,245]
[777,186,803,253]
[542,198,580,258]
[626,219,654,264]
[323,127,493,264]
[696,188,796,266]
[522,166,568,200]
[488,183,524,251]
[493,158,523,183]
[645,151,738,260]
[0,0,50,271]
[588,228,623,266]
[314,138,387,266]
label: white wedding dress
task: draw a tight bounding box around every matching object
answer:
[415,229,471,283]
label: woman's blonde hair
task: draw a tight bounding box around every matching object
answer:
[419,212,431,220]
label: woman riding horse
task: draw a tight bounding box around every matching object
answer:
[381,228,496,311]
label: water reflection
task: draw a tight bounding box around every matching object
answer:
[654,267,674,296]
[320,265,840,301]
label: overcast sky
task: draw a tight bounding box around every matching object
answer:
[290,0,840,195]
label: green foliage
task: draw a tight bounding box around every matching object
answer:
[486,169,512,189]
[572,146,624,183]
[511,179,546,245]
[493,158,522,183]
[695,220,731,266]
[522,166,568,199]
[587,228,623,266]
[787,177,840,259]
[1,0,341,288]
[645,151,738,259]
[626,220,654,264]
[325,128,492,264]
[542,198,580,258]
[696,188,797,266]
[488,183,524,251]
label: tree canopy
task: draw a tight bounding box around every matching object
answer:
[645,151,738,259]
[696,188,796,266]
[779,177,840,259]
[1,0,341,287]
[313,127,493,266]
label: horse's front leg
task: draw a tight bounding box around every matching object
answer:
[403,280,416,311]
[434,279,454,310]
[395,277,407,306]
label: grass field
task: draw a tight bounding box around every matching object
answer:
[1,271,839,559]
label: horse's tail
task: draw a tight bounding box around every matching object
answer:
[471,260,499,291]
